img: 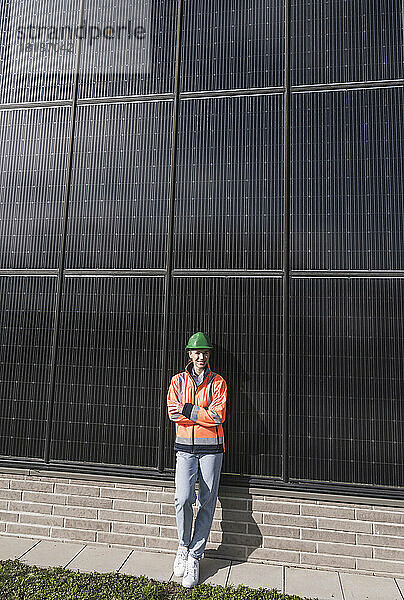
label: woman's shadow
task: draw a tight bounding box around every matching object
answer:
[201,347,265,575]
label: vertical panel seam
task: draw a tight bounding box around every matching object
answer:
[282,0,291,483]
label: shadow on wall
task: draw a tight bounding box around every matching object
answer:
[205,486,263,563]
[213,344,276,477]
[204,345,264,563]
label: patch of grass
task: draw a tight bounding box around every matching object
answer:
[0,559,317,600]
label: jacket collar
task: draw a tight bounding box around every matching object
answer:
[185,361,211,384]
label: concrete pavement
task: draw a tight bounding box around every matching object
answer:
[0,534,403,600]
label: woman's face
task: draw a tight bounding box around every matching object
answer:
[188,349,210,371]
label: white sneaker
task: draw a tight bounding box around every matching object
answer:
[173,546,188,577]
[182,554,199,588]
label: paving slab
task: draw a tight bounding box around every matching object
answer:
[227,561,282,591]
[340,572,402,600]
[119,550,174,581]
[171,557,231,587]
[396,579,404,595]
[197,557,231,586]
[0,535,39,560]
[67,545,131,573]
[20,540,85,568]
[285,566,343,600]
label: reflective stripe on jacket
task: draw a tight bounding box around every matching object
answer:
[167,362,227,453]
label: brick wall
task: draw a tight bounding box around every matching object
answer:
[0,468,404,578]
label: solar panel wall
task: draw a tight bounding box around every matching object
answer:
[0,0,402,496]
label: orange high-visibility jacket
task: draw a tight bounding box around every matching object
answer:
[167,363,227,453]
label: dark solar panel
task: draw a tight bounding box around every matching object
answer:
[290,278,404,487]
[174,94,284,270]
[291,87,404,270]
[50,276,164,467]
[291,0,404,85]
[65,101,173,270]
[0,107,70,269]
[0,276,56,459]
[78,0,177,98]
[0,0,79,103]
[180,0,284,92]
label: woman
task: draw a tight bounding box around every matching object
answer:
[167,332,227,588]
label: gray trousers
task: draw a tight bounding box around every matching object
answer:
[174,451,223,559]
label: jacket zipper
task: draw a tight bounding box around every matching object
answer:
[191,376,196,453]
[189,367,209,453]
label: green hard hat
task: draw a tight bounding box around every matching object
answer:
[185,332,213,350]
